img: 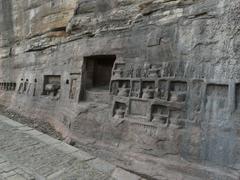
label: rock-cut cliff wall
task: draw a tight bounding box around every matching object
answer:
[0,0,240,179]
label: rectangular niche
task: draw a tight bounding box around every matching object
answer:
[130,80,141,98]
[206,84,228,97]
[236,83,240,110]
[84,55,116,91]
[112,101,127,119]
[168,81,187,103]
[156,80,168,100]
[205,84,229,119]
[42,75,61,96]
[116,80,130,97]
[151,104,169,125]
[141,81,155,99]
[129,99,150,118]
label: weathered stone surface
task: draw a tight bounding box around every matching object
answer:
[0,0,240,179]
[0,116,118,180]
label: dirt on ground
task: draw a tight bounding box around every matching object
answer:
[0,105,63,140]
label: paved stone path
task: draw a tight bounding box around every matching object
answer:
[0,115,142,180]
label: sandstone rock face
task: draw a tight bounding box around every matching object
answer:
[0,0,240,179]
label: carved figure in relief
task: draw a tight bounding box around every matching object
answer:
[126,64,134,78]
[135,65,142,78]
[114,105,125,119]
[142,85,155,99]
[45,82,60,97]
[131,83,141,97]
[155,87,165,99]
[118,83,130,97]
[143,63,150,78]
[149,65,159,78]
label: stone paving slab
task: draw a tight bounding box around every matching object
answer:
[0,116,144,180]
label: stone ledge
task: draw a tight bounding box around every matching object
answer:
[51,142,79,154]
[70,149,95,161]
[0,115,25,127]
[17,126,34,131]
[23,129,44,136]
[87,158,116,174]
[34,134,62,145]
[111,168,144,180]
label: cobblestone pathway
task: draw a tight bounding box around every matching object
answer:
[0,115,142,180]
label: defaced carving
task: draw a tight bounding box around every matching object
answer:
[152,115,168,127]
[142,85,155,99]
[45,82,61,97]
[117,83,130,97]
[114,104,126,119]
[131,81,141,97]
[126,64,134,78]
[142,63,151,78]
[151,105,169,127]
[135,65,142,78]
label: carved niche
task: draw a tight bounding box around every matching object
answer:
[117,80,130,97]
[151,104,169,127]
[112,101,127,119]
[42,75,61,97]
[205,84,229,122]
[141,81,155,99]
[168,81,187,103]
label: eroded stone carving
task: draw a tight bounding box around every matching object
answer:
[43,75,61,99]
[0,82,16,91]
[69,79,77,99]
[151,105,169,127]
[169,81,187,103]
[142,85,155,99]
[113,102,126,119]
[117,82,130,97]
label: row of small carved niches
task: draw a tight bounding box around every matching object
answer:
[111,79,240,128]
[0,82,16,91]
[110,79,188,104]
[111,98,186,129]
[111,61,216,80]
